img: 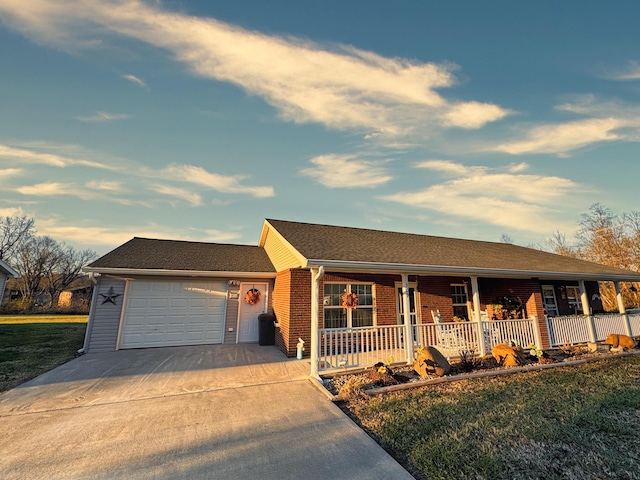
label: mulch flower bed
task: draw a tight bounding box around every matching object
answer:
[323,343,640,399]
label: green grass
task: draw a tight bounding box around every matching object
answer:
[345,356,640,480]
[0,315,87,392]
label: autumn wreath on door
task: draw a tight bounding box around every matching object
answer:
[341,292,358,309]
[244,288,261,305]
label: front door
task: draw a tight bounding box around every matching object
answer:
[542,285,559,317]
[396,283,419,325]
[237,282,268,343]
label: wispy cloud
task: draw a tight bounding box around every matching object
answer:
[607,61,640,81]
[36,218,243,250]
[16,181,92,199]
[0,206,25,217]
[162,164,274,198]
[0,168,22,180]
[75,111,132,122]
[149,183,203,206]
[300,154,393,188]
[122,73,147,87]
[383,161,581,233]
[489,96,640,155]
[0,143,111,169]
[85,180,123,191]
[0,0,509,138]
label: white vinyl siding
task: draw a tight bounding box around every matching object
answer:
[86,277,126,352]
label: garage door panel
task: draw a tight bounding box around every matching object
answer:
[120,280,227,349]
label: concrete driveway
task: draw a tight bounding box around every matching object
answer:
[0,345,413,480]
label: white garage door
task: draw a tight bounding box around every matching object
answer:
[119,280,227,349]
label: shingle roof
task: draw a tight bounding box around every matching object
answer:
[87,237,275,273]
[266,219,640,279]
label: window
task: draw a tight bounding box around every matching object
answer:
[323,283,374,328]
[451,284,469,320]
[565,286,583,314]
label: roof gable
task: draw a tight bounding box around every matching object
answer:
[0,259,19,278]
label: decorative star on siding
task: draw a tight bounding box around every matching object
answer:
[100,286,122,305]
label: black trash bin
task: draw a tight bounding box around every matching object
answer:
[258,313,276,346]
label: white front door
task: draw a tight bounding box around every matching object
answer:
[396,282,419,325]
[237,282,268,343]
[542,285,559,317]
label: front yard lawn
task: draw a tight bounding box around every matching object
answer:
[344,355,640,480]
[0,315,87,392]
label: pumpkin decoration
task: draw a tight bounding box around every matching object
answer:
[341,292,358,309]
[245,288,261,305]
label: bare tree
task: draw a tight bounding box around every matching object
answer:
[545,204,640,310]
[0,216,35,261]
[44,245,97,306]
[13,236,61,307]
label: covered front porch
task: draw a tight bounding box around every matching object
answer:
[308,266,639,376]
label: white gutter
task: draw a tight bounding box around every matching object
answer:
[304,259,640,282]
[83,267,276,278]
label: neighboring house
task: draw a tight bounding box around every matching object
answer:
[83,219,640,376]
[0,259,19,306]
[57,277,94,309]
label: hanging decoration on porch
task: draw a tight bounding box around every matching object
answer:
[244,288,261,305]
[341,292,358,309]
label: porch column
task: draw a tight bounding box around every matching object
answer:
[579,280,596,343]
[470,276,485,356]
[614,281,633,337]
[401,273,413,364]
[310,266,324,380]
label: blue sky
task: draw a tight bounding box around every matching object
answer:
[1,1,639,256]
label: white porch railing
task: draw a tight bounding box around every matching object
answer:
[318,318,540,372]
[546,313,640,346]
[318,325,407,371]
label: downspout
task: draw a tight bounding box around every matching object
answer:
[614,281,633,337]
[79,272,100,353]
[309,266,324,381]
[401,273,413,364]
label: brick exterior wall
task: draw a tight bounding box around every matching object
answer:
[271,268,602,356]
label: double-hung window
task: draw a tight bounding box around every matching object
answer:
[323,283,374,328]
[451,284,469,320]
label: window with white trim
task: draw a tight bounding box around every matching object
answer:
[323,283,374,328]
[565,286,583,314]
[451,284,469,320]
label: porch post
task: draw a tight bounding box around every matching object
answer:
[614,281,633,337]
[470,276,485,356]
[310,266,324,380]
[401,273,413,364]
[579,280,596,342]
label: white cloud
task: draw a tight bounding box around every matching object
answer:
[0,143,111,169]
[489,96,640,156]
[162,164,274,198]
[0,206,25,217]
[75,111,132,122]
[85,180,123,191]
[149,183,203,206]
[0,168,22,180]
[383,161,580,233]
[0,0,509,137]
[122,73,147,87]
[492,117,625,155]
[16,182,92,199]
[607,61,640,81]
[300,154,393,188]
